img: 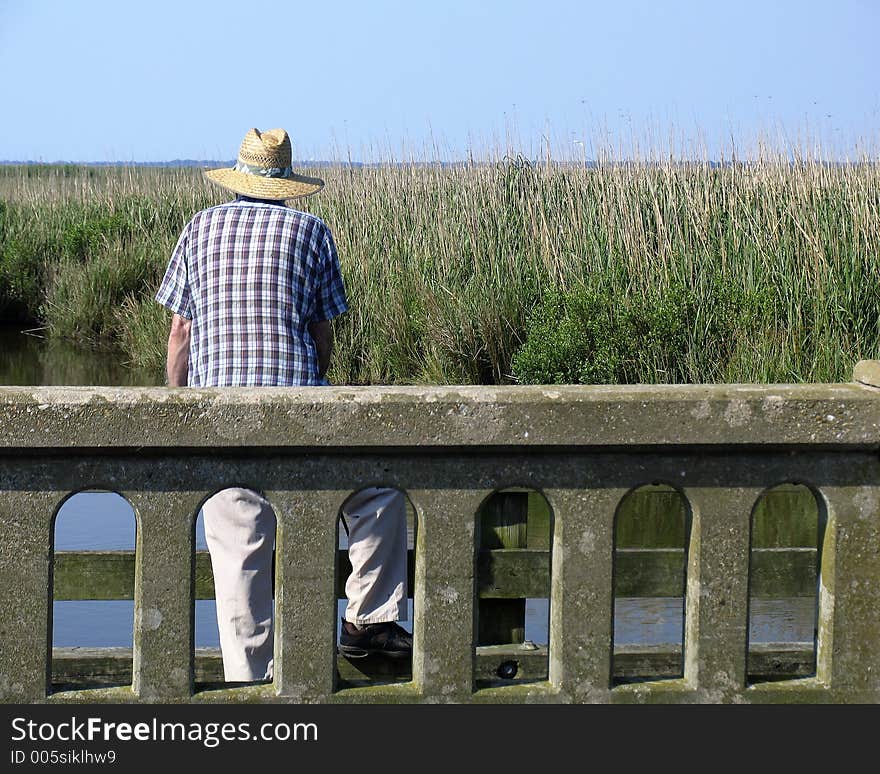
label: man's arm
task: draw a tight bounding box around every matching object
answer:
[166,313,192,386]
[308,319,333,380]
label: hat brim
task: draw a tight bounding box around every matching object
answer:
[204,168,324,200]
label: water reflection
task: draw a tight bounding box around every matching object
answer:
[611,597,814,646]
[0,325,161,386]
[748,598,816,643]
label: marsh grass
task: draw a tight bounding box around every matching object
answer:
[0,149,877,385]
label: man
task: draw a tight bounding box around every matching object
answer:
[155,127,412,682]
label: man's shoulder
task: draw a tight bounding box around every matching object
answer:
[283,207,330,233]
[185,202,232,228]
[280,208,335,249]
[191,201,251,221]
[191,202,329,232]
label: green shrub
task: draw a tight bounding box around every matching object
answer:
[511,276,764,384]
[0,237,46,320]
[61,209,128,261]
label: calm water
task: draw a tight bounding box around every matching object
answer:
[0,325,162,386]
[3,327,814,650]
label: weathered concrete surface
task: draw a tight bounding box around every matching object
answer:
[1,383,879,449]
[2,374,880,704]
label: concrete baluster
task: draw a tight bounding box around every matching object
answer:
[546,487,621,702]
[408,488,482,700]
[817,476,880,696]
[682,486,758,700]
[0,485,59,701]
[271,489,340,700]
[129,490,200,701]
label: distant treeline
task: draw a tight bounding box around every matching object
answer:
[0,157,878,385]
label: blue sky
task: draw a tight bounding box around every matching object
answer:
[0,0,877,162]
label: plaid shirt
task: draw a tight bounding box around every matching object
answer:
[156,199,348,386]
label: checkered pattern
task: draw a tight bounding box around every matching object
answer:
[156,200,348,386]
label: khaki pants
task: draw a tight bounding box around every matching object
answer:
[203,486,408,682]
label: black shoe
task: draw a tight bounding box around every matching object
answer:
[339,618,413,659]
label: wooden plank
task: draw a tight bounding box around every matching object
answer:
[749,547,817,598]
[751,486,819,548]
[615,487,688,548]
[614,486,819,550]
[614,548,685,597]
[611,642,816,681]
[526,491,551,549]
[53,552,135,600]
[481,492,529,550]
[478,492,528,645]
[193,551,215,599]
[49,643,816,689]
[52,547,819,601]
[476,548,549,598]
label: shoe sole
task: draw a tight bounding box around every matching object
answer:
[338,645,411,659]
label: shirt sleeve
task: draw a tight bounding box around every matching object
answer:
[155,223,193,319]
[312,226,349,322]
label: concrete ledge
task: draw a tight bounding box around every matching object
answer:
[1,383,879,449]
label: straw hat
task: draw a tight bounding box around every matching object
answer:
[204,128,324,200]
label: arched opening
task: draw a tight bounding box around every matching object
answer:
[475,488,552,687]
[50,489,136,692]
[747,483,824,683]
[335,486,416,688]
[612,484,691,684]
[193,487,278,688]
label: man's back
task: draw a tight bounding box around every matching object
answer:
[155,127,411,683]
[156,198,347,387]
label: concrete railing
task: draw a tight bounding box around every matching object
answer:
[2,364,880,704]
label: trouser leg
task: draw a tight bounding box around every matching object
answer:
[202,487,276,681]
[341,487,408,625]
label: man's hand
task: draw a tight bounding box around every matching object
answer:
[308,319,333,380]
[166,313,192,386]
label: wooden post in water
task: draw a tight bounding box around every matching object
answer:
[479,491,528,645]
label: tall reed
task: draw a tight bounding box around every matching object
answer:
[0,147,877,385]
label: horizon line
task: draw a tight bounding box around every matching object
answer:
[2,157,878,168]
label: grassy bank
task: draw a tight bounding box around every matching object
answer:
[0,153,878,385]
